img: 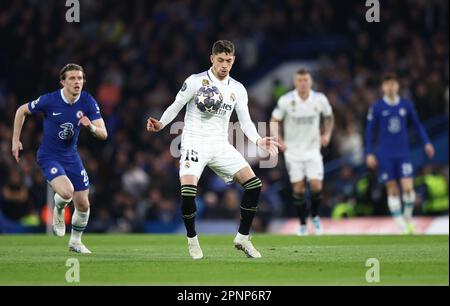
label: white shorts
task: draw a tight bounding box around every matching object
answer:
[179,139,250,184]
[285,155,324,183]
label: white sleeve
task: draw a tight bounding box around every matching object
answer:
[319,93,333,117]
[160,76,196,128]
[235,88,262,144]
[271,97,285,121]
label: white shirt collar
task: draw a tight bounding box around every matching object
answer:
[60,89,81,105]
[383,95,400,106]
[295,90,312,103]
[208,67,230,85]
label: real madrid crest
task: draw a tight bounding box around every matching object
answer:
[202,79,210,86]
[230,93,236,102]
[76,111,84,119]
[291,100,296,111]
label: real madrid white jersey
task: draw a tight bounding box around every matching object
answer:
[159,68,261,144]
[272,90,333,161]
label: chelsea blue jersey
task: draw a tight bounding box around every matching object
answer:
[365,97,430,158]
[28,89,102,158]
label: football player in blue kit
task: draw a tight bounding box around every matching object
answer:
[12,64,107,253]
[365,73,435,234]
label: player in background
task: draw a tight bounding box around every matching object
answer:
[147,40,279,259]
[270,69,334,236]
[12,64,107,253]
[365,73,435,234]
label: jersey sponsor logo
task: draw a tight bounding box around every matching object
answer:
[31,98,40,109]
[58,123,75,140]
[387,117,401,134]
[76,111,84,119]
[52,112,62,116]
[207,103,233,116]
[292,116,315,125]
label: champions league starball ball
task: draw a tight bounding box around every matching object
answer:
[194,85,223,114]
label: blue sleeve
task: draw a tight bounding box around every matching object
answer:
[408,102,430,145]
[27,94,50,114]
[365,104,378,155]
[86,94,102,121]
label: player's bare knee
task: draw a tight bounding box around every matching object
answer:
[402,182,414,195]
[292,183,305,194]
[310,181,323,193]
[59,188,74,201]
[386,183,399,197]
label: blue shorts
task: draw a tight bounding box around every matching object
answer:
[377,156,414,183]
[37,154,89,191]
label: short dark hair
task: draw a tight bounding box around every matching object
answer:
[296,68,311,76]
[60,63,85,81]
[382,73,398,83]
[212,40,235,55]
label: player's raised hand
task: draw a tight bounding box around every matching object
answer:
[366,154,377,169]
[425,143,435,159]
[257,137,279,157]
[146,117,163,132]
[11,140,23,163]
[77,116,91,128]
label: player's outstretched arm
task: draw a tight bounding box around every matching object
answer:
[269,117,286,152]
[11,103,31,163]
[235,102,279,156]
[78,117,108,140]
[146,76,194,133]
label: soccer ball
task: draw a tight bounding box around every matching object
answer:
[194,85,223,114]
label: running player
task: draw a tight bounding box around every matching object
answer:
[12,64,107,253]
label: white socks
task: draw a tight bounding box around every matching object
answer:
[403,191,416,223]
[54,193,71,211]
[71,208,90,243]
[388,196,407,231]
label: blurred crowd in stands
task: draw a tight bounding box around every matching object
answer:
[0,0,448,232]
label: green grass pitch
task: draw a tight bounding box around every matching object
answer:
[0,234,448,285]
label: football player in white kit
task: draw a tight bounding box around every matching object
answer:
[271,69,334,236]
[146,40,279,259]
